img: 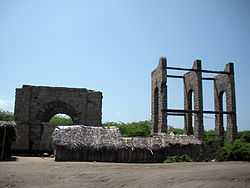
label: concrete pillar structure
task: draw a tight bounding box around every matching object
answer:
[184,60,204,139]
[151,57,167,134]
[214,63,237,142]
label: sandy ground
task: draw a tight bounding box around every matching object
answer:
[0,157,250,188]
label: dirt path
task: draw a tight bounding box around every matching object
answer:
[0,157,250,188]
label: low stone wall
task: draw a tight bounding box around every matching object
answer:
[53,125,202,162]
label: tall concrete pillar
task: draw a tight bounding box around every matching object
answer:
[184,60,204,139]
[214,63,237,142]
[151,57,167,134]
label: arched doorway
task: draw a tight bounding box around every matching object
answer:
[14,85,103,153]
[30,100,79,153]
[36,100,79,123]
[216,91,226,138]
[153,87,159,133]
[186,90,194,135]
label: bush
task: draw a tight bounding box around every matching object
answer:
[163,155,192,163]
[203,130,224,147]
[202,130,228,161]
[0,110,14,121]
[203,130,217,142]
[237,131,250,143]
[168,126,185,135]
[103,121,151,137]
[216,139,250,161]
[49,115,73,125]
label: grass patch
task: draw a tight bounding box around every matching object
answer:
[163,155,192,163]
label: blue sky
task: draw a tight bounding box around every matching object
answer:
[0,0,249,130]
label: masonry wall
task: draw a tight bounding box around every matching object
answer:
[151,58,237,142]
[214,63,237,142]
[183,60,204,139]
[14,85,102,153]
[151,57,167,134]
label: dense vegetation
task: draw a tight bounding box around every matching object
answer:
[0,111,249,162]
[202,130,250,162]
[168,126,185,135]
[215,131,250,161]
[0,110,14,121]
[49,114,73,125]
[103,121,151,137]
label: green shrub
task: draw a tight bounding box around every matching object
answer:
[203,130,216,142]
[168,126,185,135]
[49,115,73,125]
[216,139,250,161]
[202,130,228,161]
[163,155,192,163]
[237,131,250,143]
[103,121,151,137]
[0,110,14,121]
[203,130,224,147]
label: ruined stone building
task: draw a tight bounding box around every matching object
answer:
[12,57,237,155]
[14,85,102,153]
[151,57,237,141]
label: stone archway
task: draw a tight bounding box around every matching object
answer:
[29,100,79,152]
[14,85,102,153]
[36,100,79,123]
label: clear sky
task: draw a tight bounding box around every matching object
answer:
[0,0,249,130]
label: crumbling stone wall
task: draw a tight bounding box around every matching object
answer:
[14,85,102,153]
[151,57,167,134]
[214,63,237,141]
[184,60,204,139]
